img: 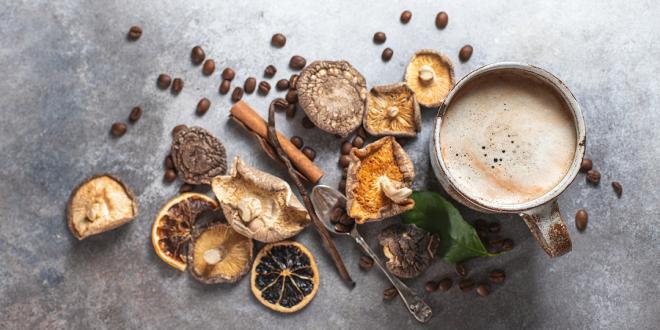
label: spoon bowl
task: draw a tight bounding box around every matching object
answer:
[311,185,351,236]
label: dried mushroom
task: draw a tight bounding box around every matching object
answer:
[67,174,138,240]
[404,49,455,108]
[297,60,368,137]
[189,223,253,284]
[171,126,227,185]
[346,136,415,223]
[364,83,421,137]
[378,224,439,278]
[211,156,311,243]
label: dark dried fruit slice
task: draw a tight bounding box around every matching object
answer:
[251,242,319,313]
[378,224,439,278]
[171,126,227,185]
[188,223,253,284]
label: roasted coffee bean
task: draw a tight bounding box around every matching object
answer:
[171,78,183,94]
[383,287,397,300]
[271,33,286,48]
[488,269,506,284]
[612,181,623,197]
[477,229,489,241]
[164,155,175,169]
[289,74,299,89]
[425,281,438,293]
[339,155,351,168]
[487,237,503,249]
[476,284,491,297]
[475,219,488,231]
[341,167,348,179]
[373,32,387,44]
[501,238,514,251]
[580,158,593,172]
[222,68,235,81]
[196,98,211,116]
[400,10,412,24]
[110,122,127,137]
[273,98,289,111]
[129,106,142,123]
[191,46,205,65]
[352,136,364,148]
[435,11,449,29]
[219,79,231,95]
[357,126,368,139]
[338,179,346,193]
[284,91,297,105]
[302,116,315,128]
[359,256,374,271]
[459,278,475,292]
[276,79,290,91]
[244,77,257,94]
[587,170,601,185]
[127,26,142,40]
[459,45,473,62]
[381,48,394,62]
[231,87,244,102]
[264,65,277,78]
[289,55,306,70]
[172,124,187,137]
[202,59,215,76]
[455,263,467,277]
[258,81,271,95]
[341,141,353,155]
[488,222,501,233]
[438,278,453,291]
[157,74,172,89]
[575,209,588,231]
[334,222,352,233]
[179,183,194,193]
[285,104,297,118]
[330,207,343,224]
[164,169,177,182]
[338,214,354,226]
[302,146,316,161]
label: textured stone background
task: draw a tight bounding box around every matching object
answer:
[1,0,658,329]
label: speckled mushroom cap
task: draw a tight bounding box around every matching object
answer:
[404,49,455,108]
[378,224,439,278]
[297,60,368,137]
[364,83,421,138]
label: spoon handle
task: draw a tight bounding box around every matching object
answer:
[352,230,433,323]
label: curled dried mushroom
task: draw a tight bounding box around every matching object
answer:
[404,49,455,108]
[67,174,138,240]
[171,126,227,185]
[346,136,415,223]
[211,156,311,243]
[297,60,368,137]
[378,224,439,278]
[364,83,421,137]
[188,223,253,284]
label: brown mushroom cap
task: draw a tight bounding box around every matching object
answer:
[67,174,138,240]
[404,49,455,108]
[171,126,227,185]
[297,60,368,137]
[378,224,439,278]
[188,223,253,284]
[364,83,421,138]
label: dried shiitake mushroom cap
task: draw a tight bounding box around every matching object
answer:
[378,224,439,278]
[188,223,253,284]
[211,156,311,243]
[171,126,227,185]
[364,83,421,138]
[67,174,138,240]
[404,49,455,108]
[297,60,368,137]
[346,136,415,223]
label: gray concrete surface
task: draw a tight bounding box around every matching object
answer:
[1,0,659,329]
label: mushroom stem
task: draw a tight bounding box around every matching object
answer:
[387,106,399,119]
[418,65,435,85]
[201,247,225,275]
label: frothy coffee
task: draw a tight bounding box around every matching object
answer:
[440,71,577,206]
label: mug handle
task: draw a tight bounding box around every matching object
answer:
[520,200,572,257]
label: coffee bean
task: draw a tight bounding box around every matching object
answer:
[285,90,298,104]
[339,155,351,168]
[288,136,303,149]
[612,181,623,197]
[334,222,352,233]
[179,183,194,193]
[129,106,142,123]
[359,256,374,271]
[157,74,172,89]
[191,46,205,65]
[580,158,593,172]
[264,65,277,78]
[341,141,352,155]
[373,32,387,44]
[476,284,491,297]
[425,281,438,293]
[172,124,187,137]
[400,10,412,24]
[382,48,394,62]
[357,126,369,139]
[219,79,231,95]
[276,79,290,91]
[352,136,364,148]
[127,26,142,40]
[285,104,297,118]
[258,81,271,95]
[231,87,244,103]
[338,179,346,193]
[289,55,306,70]
[289,74,299,89]
[455,263,467,277]
[171,78,183,94]
[501,238,514,251]
[475,219,488,231]
[341,167,348,179]
[383,287,397,300]
[488,222,501,233]
[164,155,174,170]
[575,209,588,231]
[164,169,177,183]
[338,214,354,226]
[110,122,127,137]
[438,278,453,291]
[459,45,473,62]
[487,238,503,250]
[222,68,235,81]
[435,12,449,29]
[302,146,316,161]
[202,59,215,76]
[302,116,315,129]
[459,278,475,292]
[244,77,257,94]
[587,170,601,185]
[488,269,506,284]
[330,207,343,224]
[196,98,211,116]
[271,33,286,48]
[273,98,289,112]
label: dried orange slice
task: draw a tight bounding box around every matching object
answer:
[151,193,218,271]
[251,242,319,313]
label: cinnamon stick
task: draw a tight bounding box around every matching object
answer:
[230,100,324,184]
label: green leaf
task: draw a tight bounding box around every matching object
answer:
[403,191,497,264]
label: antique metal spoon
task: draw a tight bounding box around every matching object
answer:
[311,185,433,323]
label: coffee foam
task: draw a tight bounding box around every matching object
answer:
[440,71,577,206]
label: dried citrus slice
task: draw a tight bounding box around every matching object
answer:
[251,242,319,313]
[151,193,218,271]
